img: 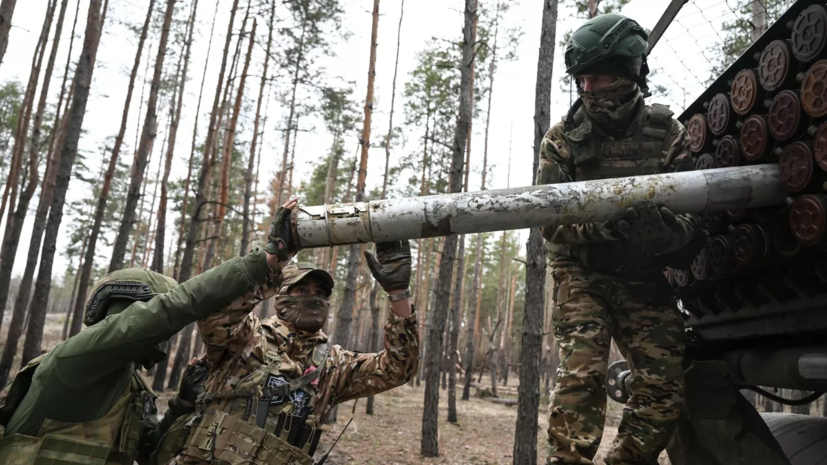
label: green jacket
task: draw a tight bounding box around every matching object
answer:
[1,249,274,460]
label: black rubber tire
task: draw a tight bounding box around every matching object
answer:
[762,413,827,465]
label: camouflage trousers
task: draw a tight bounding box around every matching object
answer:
[547,266,685,465]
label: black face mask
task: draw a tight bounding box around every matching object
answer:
[274,295,330,333]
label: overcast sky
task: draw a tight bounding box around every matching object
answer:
[1,0,743,283]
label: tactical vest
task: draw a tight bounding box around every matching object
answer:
[0,356,156,465]
[156,322,329,465]
[548,103,696,275]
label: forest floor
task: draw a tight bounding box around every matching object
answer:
[314,381,671,465]
[3,314,673,464]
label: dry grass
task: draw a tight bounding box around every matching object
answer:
[10,315,671,464]
[314,382,670,465]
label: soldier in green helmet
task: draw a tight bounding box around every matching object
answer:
[0,200,302,465]
[537,13,704,465]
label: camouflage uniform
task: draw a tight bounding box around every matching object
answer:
[539,89,699,464]
[0,255,277,465]
[163,263,419,465]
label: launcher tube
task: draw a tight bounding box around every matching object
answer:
[294,164,788,248]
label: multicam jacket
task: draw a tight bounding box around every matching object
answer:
[163,276,419,465]
[537,101,702,275]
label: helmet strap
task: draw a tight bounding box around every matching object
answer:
[565,97,584,133]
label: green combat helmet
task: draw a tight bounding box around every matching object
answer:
[84,268,178,326]
[564,13,650,91]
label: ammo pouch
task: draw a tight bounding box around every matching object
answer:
[0,433,111,465]
[181,410,314,465]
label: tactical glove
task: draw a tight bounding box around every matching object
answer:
[365,240,412,292]
[614,200,685,255]
[264,205,299,262]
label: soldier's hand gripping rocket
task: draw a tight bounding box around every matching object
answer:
[265,198,300,266]
[614,199,684,255]
[364,240,412,292]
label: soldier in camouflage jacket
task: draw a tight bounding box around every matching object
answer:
[160,241,418,465]
[538,14,705,465]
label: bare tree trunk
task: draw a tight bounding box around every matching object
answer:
[513,1,557,463]
[201,2,251,270]
[365,0,402,402]
[286,118,298,199]
[421,0,474,456]
[168,323,194,389]
[70,0,154,317]
[62,250,82,340]
[462,198,484,400]
[108,0,175,273]
[501,270,516,386]
[129,143,154,268]
[0,0,17,68]
[490,231,509,396]
[447,236,464,422]
[381,0,404,197]
[13,0,78,352]
[275,11,307,208]
[152,332,176,391]
[416,236,434,386]
[22,0,108,365]
[179,0,239,283]
[334,0,379,348]
[751,0,767,41]
[172,2,243,388]
[0,0,55,325]
[0,0,66,385]
[140,129,166,268]
[204,18,255,267]
[462,1,477,193]
[0,0,52,260]
[174,0,219,280]
[154,0,196,273]
[240,0,273,256]
[365,280,381,415]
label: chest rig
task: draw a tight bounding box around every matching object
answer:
[176,322,329,465]
[564,103,673,181]
[0,358,156,465]
[550,104,680,276]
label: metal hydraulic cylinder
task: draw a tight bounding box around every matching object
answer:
[293,164,789,248]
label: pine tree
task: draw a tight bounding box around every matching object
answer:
[0,0,67,386]
[203,17,255,267]
[0,0,55,289]
[173,0,220,280]
[421,0,475,456]
[366,0,405,417]
[22,0,109,365]
[514,0,557,462]
[178,0,239,283]
[0,0,17,68]
[68,0,156,337]
[333,0,379,355]
[109,0,177,273]
[240,0,274,256]
[154,0,197,274]
[5,0,80,360]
